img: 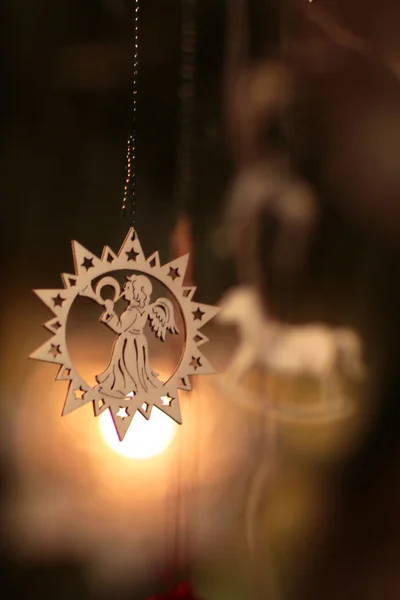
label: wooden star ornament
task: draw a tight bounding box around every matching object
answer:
[30,228,219,441]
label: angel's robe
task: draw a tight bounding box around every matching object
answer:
[95,305,160,398]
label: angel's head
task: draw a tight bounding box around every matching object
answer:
[124,274,152,309]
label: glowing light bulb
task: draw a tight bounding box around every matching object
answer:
[99,407,177,459]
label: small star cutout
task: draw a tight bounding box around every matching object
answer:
[126,248,139,261]
[168,267,180,281]
[116,407,128,419]
[49,344,61,358]
[192,307,205,321]
[74,387,86,400]
[141,402,149,411]
[126,391,136,399]
[190,356,202,370]
[81,257,94,270]
[161,393,174,406]
[52,294,65,308]
[52,321,62,330]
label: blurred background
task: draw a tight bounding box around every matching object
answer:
[1,1,400,599]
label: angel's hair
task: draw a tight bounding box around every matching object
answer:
[127,274,152,309]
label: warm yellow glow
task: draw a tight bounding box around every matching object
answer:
[99,407,177,459]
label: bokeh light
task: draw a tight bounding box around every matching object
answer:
[99,406,177,459]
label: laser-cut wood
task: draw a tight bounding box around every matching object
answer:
[30,228,219,441]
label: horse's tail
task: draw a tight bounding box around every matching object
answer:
[334,328,366,381]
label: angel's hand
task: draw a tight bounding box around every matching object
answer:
[104,299,114,313]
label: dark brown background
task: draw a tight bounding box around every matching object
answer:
[1,1,400,599]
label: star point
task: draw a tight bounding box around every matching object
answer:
[190,356,202,370]
[126,248,139,261]
[116,407,129,419]
[192,307,205,321]
[49,344,61,358]
[161,393,174,406]
[74,387,86,400]
[168,267,180,281]
[52,294,65,308]
[81,257,94,271]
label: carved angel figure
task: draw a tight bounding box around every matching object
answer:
[95,274,179,398]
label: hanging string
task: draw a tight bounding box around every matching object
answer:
[281,0,294,164]
[223,0,249,168]
[166,0,198,589]
[175,0,198,574]
[223,3,286,598]
[171,0,197,284]
[279,0,297,324]
[174,0,197,217]
[121,0,140,228]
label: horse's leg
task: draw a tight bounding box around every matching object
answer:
[321,368,342,410]
[320,348,340,407]
[319,365,334,405]
[320,375,329,406]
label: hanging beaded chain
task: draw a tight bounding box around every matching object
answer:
[121,0,140,227]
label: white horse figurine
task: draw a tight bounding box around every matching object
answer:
[218,286,365,404]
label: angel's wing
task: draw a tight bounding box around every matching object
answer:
[148,297,179,341]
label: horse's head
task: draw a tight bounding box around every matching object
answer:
[218,286,263,326]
